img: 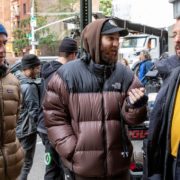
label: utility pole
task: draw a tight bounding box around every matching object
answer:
[30,0,36,54]
[80,0,92,32]
[80,0,92,54]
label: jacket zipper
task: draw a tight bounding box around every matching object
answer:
[102,67,107,177]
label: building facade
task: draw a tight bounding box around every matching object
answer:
[0,0,100,57]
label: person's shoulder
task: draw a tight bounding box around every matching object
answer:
[4,72,19,85]
[58,59,82,72]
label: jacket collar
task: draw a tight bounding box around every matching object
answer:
[81,51,115,78]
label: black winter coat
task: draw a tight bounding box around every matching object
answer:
[147,66,180,180]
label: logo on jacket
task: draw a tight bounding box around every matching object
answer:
[7,89,14,93]
[112,82,121,90]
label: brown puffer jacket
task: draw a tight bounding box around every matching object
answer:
[0,72,24,180]
[43,18,147,179]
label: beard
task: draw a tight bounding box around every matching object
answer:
[0,64,8,77]
[100,51,118,65]
[175,44,180,58]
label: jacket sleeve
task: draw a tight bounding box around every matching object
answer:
[16,81,22,122]
[43,73,77,160]
[23,83,40,123]
[122,76,147,125]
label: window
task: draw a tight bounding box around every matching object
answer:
[23,3,26,15]
[147,38,157,49]
[121,37,146,48]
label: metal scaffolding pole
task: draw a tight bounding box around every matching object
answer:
[80,0,92,32]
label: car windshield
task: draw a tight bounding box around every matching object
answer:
[121,37,146,48]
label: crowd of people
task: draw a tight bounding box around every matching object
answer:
[0,15,179,180]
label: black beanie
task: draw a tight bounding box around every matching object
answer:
[0,23,8,36]
[21,54,40,70]
[59,37,78,53]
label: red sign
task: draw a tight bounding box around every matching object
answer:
[129,129,148,140]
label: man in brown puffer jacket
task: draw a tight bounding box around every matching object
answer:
[43,18,147,180]
[0,23,24,180]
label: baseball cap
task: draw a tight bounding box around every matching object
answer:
[101,19,128,37]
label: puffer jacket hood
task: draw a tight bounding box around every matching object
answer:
[155,55,180,80]
[41,60,61,79]
[81,18,109,64]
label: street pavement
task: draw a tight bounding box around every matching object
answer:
[29,136,45,180]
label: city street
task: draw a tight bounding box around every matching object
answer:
[29,136,45,180]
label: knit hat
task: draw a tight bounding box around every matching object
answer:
[21,54,40,70]
[101,19,128,37]
[0,24,8,36]
[59,37,78,53]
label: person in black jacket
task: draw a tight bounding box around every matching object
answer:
[37,37,78,180]
[146,16,180,180]
[16,54,41,180]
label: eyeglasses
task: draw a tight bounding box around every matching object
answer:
[170,32,180,38]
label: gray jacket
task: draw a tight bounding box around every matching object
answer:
[16,73,40,138]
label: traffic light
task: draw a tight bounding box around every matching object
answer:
[80,0,92,32]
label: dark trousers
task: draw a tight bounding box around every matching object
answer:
[172,157,180,180]
[18,133,37,180]
[39,132,64,180]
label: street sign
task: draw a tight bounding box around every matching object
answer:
[31,16,37,27]
[30,41,39,45]
[26,33,32,40]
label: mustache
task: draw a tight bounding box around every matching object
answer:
[175,44,180,49]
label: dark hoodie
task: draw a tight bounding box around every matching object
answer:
[37,60,62,134]
[81,18,107,64]
[155,55,180,80]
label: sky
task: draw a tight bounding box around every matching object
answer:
[112,0,175,28]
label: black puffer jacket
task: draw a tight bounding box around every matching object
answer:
[147,66,180,180]
[37,60,62,134]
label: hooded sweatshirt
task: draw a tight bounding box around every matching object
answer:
[37,60,62,134]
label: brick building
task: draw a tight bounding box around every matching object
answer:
[0,0,100,57]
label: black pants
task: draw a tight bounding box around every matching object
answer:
[18,133,37,180]
[39,132,64,180]
[172,157,180,180]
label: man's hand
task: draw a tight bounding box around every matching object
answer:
[128,87,145,105]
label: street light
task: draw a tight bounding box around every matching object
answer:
[30,0,36,54]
